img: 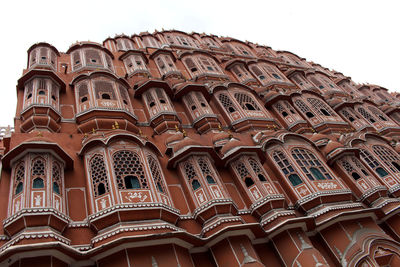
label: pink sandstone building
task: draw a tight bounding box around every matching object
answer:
[0,30,400,266]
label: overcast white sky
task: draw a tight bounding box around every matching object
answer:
[0,0,399,127]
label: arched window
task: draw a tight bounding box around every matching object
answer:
[94,80,116,101]
[147,155,167,194]
[372,145,400,174]
[359,149,389,178]
[112,150,148,190]
[123,54,148,75]
[235,161,254,188]
[291,148,332,180]
[33,178,44,188]
[294,99,315,118]
[31,158,46,186]
[357,107,377,124]
[155,54,178,76]
[183,55,223,77]
[248,158,268,182]
[143,88,174,118]
[218,93,237,113]
[182,91,214,121]
[116,38,135,51]
[89,154,110,197]
[184,162,202,191]
[307,98,334,117]
[234,92,261,111]
[52,162,62,195]
[197,157,217,185]
[14,163,25,195]
[340,157,372,182]
[368,106,390,122]
[230,64,254,83]
[272,150,303,186]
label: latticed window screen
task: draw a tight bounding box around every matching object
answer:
[85,49,102,66]
[94,81,115,100]
[26,81,33,99]
[119,86,129,105]
[89,154,110,197]
[31,157,46,189]
[272,150,303,186]
[368,106,389,122]
[30,49,37,66]
[294,99,315,118]
[291,148,332,181]
[39,48,48,64]
[14,162,25,195]
[340,109,356,122]
[234,161,254,187]
[357,107,376,123]
[31,158,45,177]
[78,83,88,99]
[112,150,148,190]
[197,157,216,184]
[359,149,389,178]
[307,98,333,116]
[52,162,61,194]
[248,157,267,182]
[72,51,82,69]
[339,157,370,181]
[372,145,400,173]
[218,93,236,113]
[183,161,201,190]
[147,155,166,193]
[234,93,260,111]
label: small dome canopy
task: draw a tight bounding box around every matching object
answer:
[220,37,253,49]
[119,50,148,62]
[165,131,184,147]
[69,71,130,88]
[255,130,316,151]
[2,136,73,170]
[134,79,173,98]
[66,41,114,59]
[173,82,210,100]
[17,69,66,92]
[220,139,242,156]
[178,50,221,64]
[223,58,249,70]
[149,49,176,61]
[309,133,330,145]
[167,137,217,168]
[321,140,359,164]
[212,131,232,147]
[27,42,60,56]
[79,130,162,157]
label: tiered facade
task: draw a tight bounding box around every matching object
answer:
[1,30,400,266]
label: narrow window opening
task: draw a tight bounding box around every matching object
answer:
[288,174,302,186]
[191,105,196,110]
[149,102,155,107]
[349,116,355,122]
[27,93,32,99]
[38,90,46,95]
[97,183,106,195]
[258,174,267,182]
[351,172,361,180]
[81,96,88,103]
[15,182,23,195]
[259,75,265,80]
[160,99,166,104]
[306,112,315,118]
[51,95,56,101]
[245,177,254,187]
[191,67,198,72]
[282,111,288,117]
[319,85,325,89]
[124,175,141,189]
[206,175,216,184]
[310,167,325,180]
[123,100,128,105]
[157,182,164,193]
[392,162,400,172]
[33,178,44,188]
[201,103,206,107]
[321,109,330,116]
[376,167,388,177]
[53,182,60,194]
[228,107,236,113]
[272,73,281,80]
[192,180,201,190]
[101,93,111,100]
[245,103,256,110]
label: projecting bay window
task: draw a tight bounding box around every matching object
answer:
[70,48,113,72]
[23,77,60,111]
[116,38,135,51]
[179,156,226,207]
[183,55,225,79]
[154,54,179,76]
[29,47,57,70]
[9,154,65,216]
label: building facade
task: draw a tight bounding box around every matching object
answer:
[0,30,400,266]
